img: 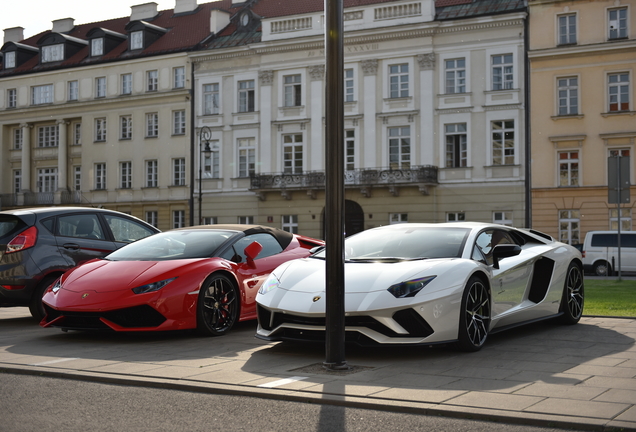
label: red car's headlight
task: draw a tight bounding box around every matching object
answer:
[132,277,177,294]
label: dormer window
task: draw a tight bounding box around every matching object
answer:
[91,38,104,56]
[4,51,15,68]
[130,31,143,50]
[41,44,64,63]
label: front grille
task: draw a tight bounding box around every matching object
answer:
[43,304,166,330]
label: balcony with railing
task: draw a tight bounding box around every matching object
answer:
[250,166,438,200]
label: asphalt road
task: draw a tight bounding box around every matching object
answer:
[1,372,588,432]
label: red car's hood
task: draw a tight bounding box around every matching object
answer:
[60,259,200,293]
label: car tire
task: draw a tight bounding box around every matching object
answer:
[196,273,240,336]
[593,261,610,277]
[28,275,58,321]
[560,262,584,325]
[456,275,491,352]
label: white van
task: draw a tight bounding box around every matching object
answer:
[582,231,636,276]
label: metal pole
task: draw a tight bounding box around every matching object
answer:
[617,155,622,281]
[324,0,347,370]
[198,126,211,226]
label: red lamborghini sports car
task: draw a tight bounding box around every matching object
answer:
[41,225,323,336]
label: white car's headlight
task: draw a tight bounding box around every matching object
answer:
[387,276,436,298]
[259,273,280,295]
[132,277,177,294]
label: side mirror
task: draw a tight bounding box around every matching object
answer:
[492,244,521,269]
[244,241,263,266]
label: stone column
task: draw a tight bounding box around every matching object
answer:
[20,123,32,192]
[417,53,436,166]
[259,70,273,173]
[57,120,68,190]
[361,59,378,168]
[308,65,325,171]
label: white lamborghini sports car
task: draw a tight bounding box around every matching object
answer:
[255,222,584,351]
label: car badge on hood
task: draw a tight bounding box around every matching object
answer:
[313,296,321,302]
[82,293,90,299]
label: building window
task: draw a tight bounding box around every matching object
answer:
[283,134,303,174]
[95,77,106,98]
[445,123,468,168]
[491,120,514,165]
[73,166,81,191]
[238,216,254,224]
[73,123,81,145]
[203,216,217,225]
[13,128,22,150]
[237,138,256,178]
[146,160,158,187]
[173,158,186,186]
[173,67,185,89]
[445,58,466,94]
[609,148,630,157]
[119,161,132,189]
[146,211,158,228]
[68,81,78,101]
[204,141,220,179]
[345,130,355,171]
[121,74,132,95]
[608,73,630,112]
[41,44,64,63]
[608,8,628,40]
[173,210,185,229]
[559,151,579,187]
[146,113,158,137]
[282,215,298,234]
[493,211,513,226]
[173,111,186,135]
[559,210,580,245]
[120,116,133,140]
[130,31,143,50]
[284,74,302,107]
[37,168,58,193]
[95,163,106,190]
[13,170,21,194]
[32,84,53,105]
[7,88,17,108]
[147,70,158,92]
[390,213,408,224]
[95,118,107,142]
[38,125,59,148]
[558,14,576,45]
[345,69,354,102]
[4,51,15,69]
[91,38,104,56]
[203,83,219,115]
[388,126,410,169]
[557,77,578,115]
[238,80,255,112]
[389,63,409,98]
[610,209,632,231]
[492,54,513,90]
[447,212,465,222]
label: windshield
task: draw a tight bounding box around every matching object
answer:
[106,230,236,261]
[314,226,470,261]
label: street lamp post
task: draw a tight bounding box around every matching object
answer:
[198,126,212,225]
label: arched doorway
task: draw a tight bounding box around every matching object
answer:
[321,200,365,239]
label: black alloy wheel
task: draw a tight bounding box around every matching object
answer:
[197,274,239,336]
[560,262,584,325]
[456,275,491,352]
[29,275,59,321]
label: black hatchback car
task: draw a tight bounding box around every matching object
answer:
[0,207,160,320]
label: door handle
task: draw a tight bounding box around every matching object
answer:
[62,243,80,250]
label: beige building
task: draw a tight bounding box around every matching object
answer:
[0,1,215,230]
[192,0,528,239]
[529,0,636,244]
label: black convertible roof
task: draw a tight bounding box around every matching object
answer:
[176,224,295,250]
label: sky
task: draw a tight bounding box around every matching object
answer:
[1,0,179,41]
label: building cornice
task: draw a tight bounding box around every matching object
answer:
[529,39,636,59]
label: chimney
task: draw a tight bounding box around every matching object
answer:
[131,2,159,21]
[210,10,230,34]
[52,18,75,33]
[174,0,197,14]
[3,27,24,44]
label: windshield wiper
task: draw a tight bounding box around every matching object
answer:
[347,257,429,263]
